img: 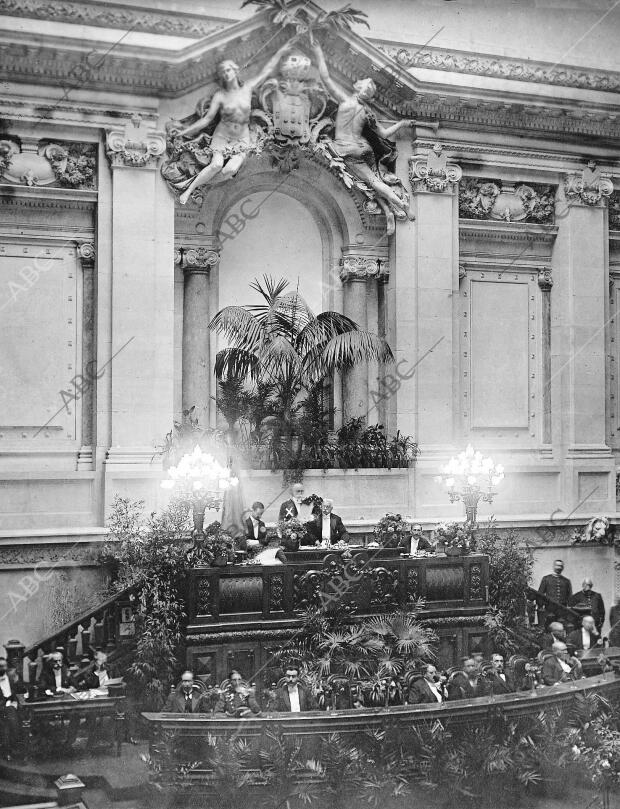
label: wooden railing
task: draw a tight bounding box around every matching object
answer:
[187,551,489,627]
[5,583,139,684]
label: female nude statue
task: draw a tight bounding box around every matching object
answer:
[311,40,414,220]
[178,40,296,205]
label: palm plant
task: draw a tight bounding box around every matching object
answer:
[210,276,393,469]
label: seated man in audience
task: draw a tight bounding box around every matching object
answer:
[74,651,112,691]
[242,501,267,552]
[38,652,75,698]
[163,671,205,714]
[408,524,434,556]
[279,483,305,521]
[568,579,605,633]
[567,615,603,653]
[275,665,316,712]
[305,499,349,547]
[0,657,26,761]
[447,657,490,700]
[223,669,260,717]
[407,664,447,704]
[542,642,583,685]
[542,621,567,649]
[487,653,515,694]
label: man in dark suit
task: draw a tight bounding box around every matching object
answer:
[305,499,349,546]
[407,664,447,704]
[542,642,583,685]
[408,524,434,555]
[541,621,567,649]
[567,615,603,653]
[568,579,605,632]
[538,560,573,627]
[242,501,267,552]
[163,671,205,714]
[278,483,305,522]
[275,665,316,712]
[486,653,515,694]
[0,658,26,760]
[38,652,74,698]
[447,658,490,700]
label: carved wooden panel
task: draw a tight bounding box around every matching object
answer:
[219,575,263,614]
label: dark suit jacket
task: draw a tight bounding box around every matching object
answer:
[0,673,26,706]
[407,677,446,704]
[567,628,601,652]
[163,686,205,714]
[38,665,73,697]
[224,689,261,716]
[568,590,605,627]
[408,535,434,555]
[275,684,316,712]
[487,672,516,695]
[240,517,267,551]
[541,655,582,685]
[447,673,489,701]
[74,663,114,691]
[304,513,349,546]
[609,605,620,647]
[278,499,299,521]
[538,574,573,607]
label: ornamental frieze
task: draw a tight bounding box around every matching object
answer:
[106,119,166,170]
[0,138,96,190]
[339,255,389,282]
[459,178,555,224]
[377,43,620,94]
[0,544,100,566]
[564,161,613,207]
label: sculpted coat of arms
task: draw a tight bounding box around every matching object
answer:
[162,3,414,233]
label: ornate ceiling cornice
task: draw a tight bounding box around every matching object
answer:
[375,40,620,95]
[0,0,233,38]
[2,4,620,145]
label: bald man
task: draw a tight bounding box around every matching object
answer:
[568,579,605,632]
[567,615,602,653]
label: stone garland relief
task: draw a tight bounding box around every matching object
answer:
[458,177,555,224]
[564,161,613,207]
[409,143,462,193]
[0,138,96,190]
[161,40,413,235]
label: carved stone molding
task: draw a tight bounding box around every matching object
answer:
[459,178,555,224]
[409,144,462,193]
[105,119,166,170]
[0,0,230,38]
[339,254,389,282]
[538,267,553,291]
[0,544,100,567]
[610,191,620,231]
[564,162,613,207]
[459,264,467,281]
[0,138,96,190]
[377,42,620,94]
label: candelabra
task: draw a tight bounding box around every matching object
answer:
[435,445,504,527]
[161,445,238,535]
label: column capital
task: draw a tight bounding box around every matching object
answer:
[564,161,613,207]
[409,143,462,193]
[106,116,166,170]
[176,244,220,273]
[339,246,389,283]
[538,267,553,290]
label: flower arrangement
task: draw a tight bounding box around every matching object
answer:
[435,520,470,549]
[373,513,410,547]
[188,520,236,566]
[277,518,307,551]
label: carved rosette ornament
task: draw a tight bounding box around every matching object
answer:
[77,242,95,266]
[339,255,389,282]
[564,161,613,206]
[106,120,166,170]
[409,144,462,193]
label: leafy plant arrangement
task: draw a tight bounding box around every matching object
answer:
[435,520,470,550]
[372,513,410,548]
[101,495,192,710]
[187,520,236,566]
[277,517,307,551]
